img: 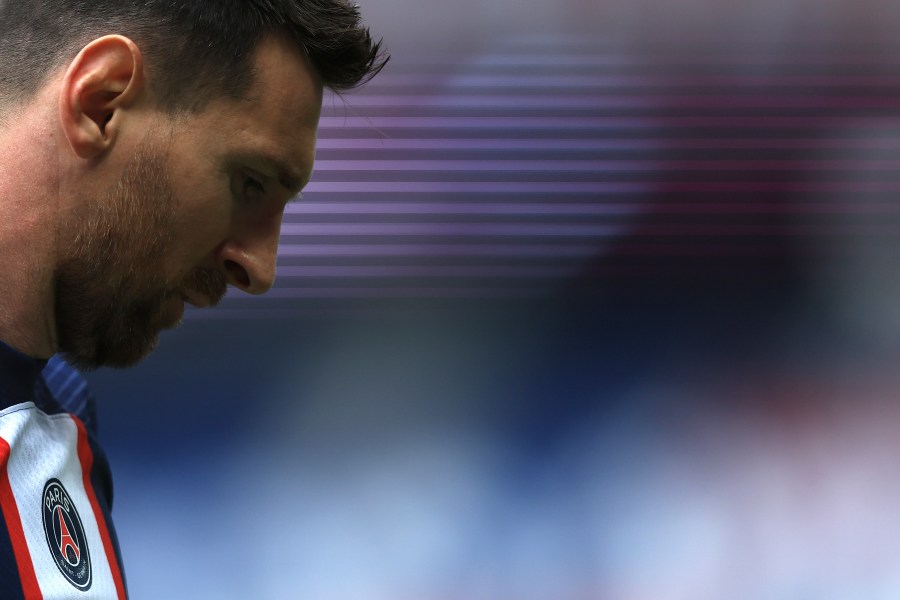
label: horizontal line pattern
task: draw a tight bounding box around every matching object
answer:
[207,33,900,316]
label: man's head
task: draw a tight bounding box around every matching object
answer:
[0,1,386,370]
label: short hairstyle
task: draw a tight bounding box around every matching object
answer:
[0,0,387,113]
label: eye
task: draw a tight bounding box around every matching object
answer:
[243,176,266,200]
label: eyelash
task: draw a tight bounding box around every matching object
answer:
[243,176,265,200]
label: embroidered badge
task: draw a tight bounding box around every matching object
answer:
[42,479,92,590]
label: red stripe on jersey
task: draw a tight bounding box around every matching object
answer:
[73,419,127,600]
[0,437,42,600]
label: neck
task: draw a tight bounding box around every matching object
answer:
[0,102,60,359]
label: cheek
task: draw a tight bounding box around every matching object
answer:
[169,193,233,265]
[165,150,233,253]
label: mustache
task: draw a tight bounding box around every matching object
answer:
[179,267,228,306]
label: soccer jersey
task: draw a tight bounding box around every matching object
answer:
[0,341,127,599]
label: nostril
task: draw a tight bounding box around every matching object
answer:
[223,259,251,289]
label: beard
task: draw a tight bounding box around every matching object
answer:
[55,136,227,371]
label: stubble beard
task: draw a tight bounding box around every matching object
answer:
[55,137,226,371]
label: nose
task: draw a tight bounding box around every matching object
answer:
[215,210,284,295]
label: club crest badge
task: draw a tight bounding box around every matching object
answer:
[42,479,92,590]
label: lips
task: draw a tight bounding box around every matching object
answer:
[179,268,228,308]
[180,286,226,308]
[178,267,228,309]
[181,291,210,308]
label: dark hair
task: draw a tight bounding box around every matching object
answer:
[0,0,387,113]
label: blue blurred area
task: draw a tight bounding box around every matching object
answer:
[86,296,820,598]
[84,0,900,597]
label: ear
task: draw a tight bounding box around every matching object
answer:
[58,35,145,160]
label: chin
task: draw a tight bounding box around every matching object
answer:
[103,341,160,370]
[62,326,162,372]
[57,291,183,371]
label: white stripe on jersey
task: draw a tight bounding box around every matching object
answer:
[0,402,122,599]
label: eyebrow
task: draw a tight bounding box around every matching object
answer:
[263,154,308,197]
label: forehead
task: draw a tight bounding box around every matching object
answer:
[175,34,323,189]
[243,33,324,131]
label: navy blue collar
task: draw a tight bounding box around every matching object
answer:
[0,339,47,409]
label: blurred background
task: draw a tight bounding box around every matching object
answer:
[86,0,900,597]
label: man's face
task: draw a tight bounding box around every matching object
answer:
[55,36,322,370]
[55,135,221,369]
